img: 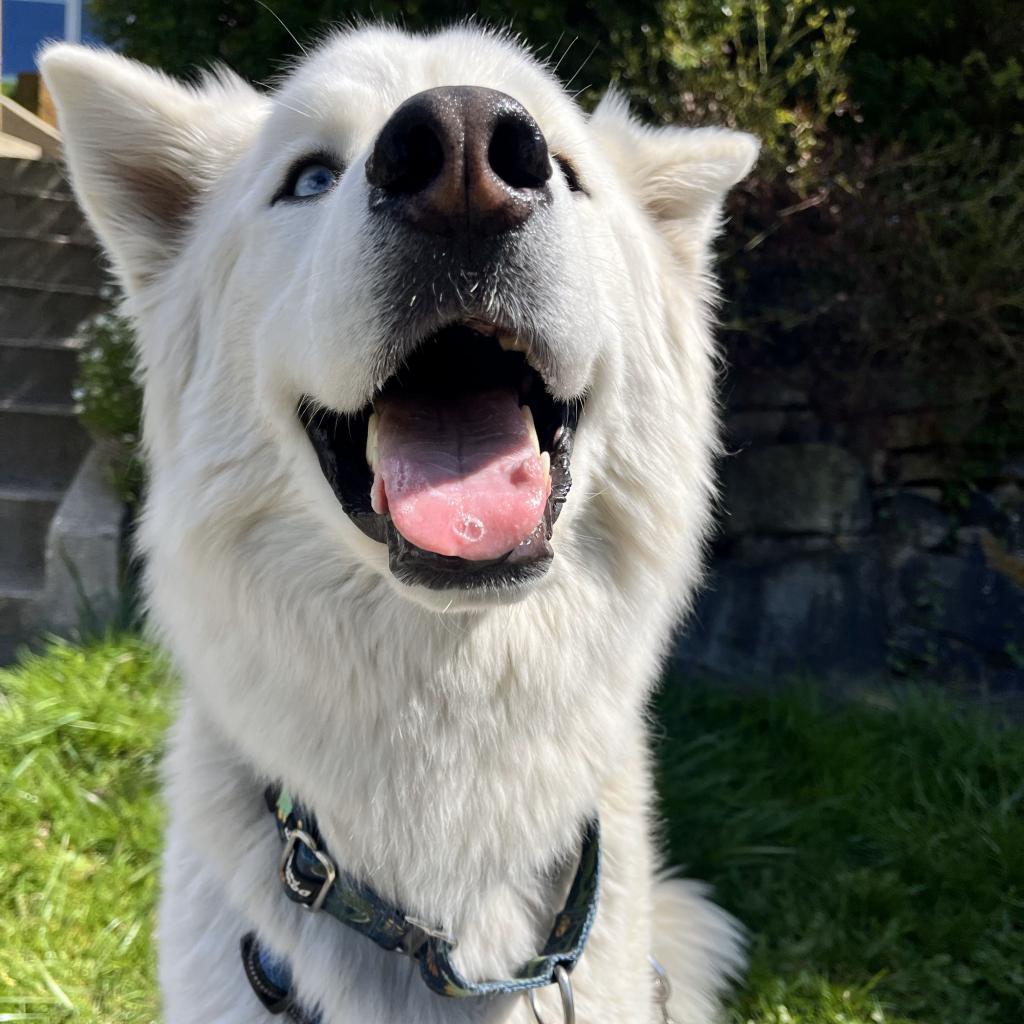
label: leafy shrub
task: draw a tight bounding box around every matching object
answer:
[84,0,1024,429]
[619,0,857,191]
[847,0,1024,146]
[722,136,1024,370]
[74,312,144,503]
[87,0,659,93]
[89,0,856,191]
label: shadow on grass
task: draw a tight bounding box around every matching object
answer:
[653,677,1024,1024]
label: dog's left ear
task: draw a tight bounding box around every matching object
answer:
[590,91,759,264]
[39,44,266,292]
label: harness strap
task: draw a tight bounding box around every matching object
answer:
[242,785,601,1015]
[240,931,321,1023]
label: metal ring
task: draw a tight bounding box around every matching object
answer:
[649,954,671,1004]
[649,955,677,1024]
[527,965,575,1024]
[280,828,337,913]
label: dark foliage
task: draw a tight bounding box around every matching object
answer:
[83,0,1024,473]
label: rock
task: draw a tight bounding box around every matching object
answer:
[724,410,786,447]
[726,410,820,449]
[846,370,991,413]
[990,485,1024,554]
[724,369,811,411]
[961,491,1013,542]
[1001,456,1024,483]
[892,543,1024,662]
[902,486,945,503]
[674,550,886,681]
[869,450,889,485]
[886,625,988,683]
[879,412,942,451]
[720,444,872,538]
[722,535,836,560]
[839,371,932,413]
[880,493,951,550]
[42,446,125,634]
[890,451,956,486]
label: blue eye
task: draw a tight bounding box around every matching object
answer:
[293,163,337,197]
[275,157,342,204]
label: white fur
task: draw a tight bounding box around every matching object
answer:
[41,26,757,1023]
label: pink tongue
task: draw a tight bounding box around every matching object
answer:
[374,390,550,560]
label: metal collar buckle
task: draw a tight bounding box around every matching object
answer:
[280,828,337,913]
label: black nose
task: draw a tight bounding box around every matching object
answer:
[365,86,552,236]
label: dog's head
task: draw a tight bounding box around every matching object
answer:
[42,28,756,614]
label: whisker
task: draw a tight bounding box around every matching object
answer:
[252,0,309,57]
[563,43,599,92]
[551,36,579,77]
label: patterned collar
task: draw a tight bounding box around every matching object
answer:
[240,785,601,1019]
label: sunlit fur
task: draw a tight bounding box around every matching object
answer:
[42,26,758,1023]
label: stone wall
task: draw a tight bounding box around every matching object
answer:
[675,365,1024,694]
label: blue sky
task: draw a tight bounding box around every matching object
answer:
[3,1,98,78]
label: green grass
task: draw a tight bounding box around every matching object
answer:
[655,681,1024,1024]
[0,639,172,1022]
[2,639,1022,1022]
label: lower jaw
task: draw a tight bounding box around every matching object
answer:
[344,506,556,591]
[384,519,553,591]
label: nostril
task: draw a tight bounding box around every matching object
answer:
[389,122,445,194]
[367,113,446,195]
[488,115,552,190]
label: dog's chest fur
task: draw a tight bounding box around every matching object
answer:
[156,559,666,1022]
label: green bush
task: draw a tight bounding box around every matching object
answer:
[84,0,1024,424]
[847,0,1024,146]
[618,0,857,191]
[74,312,144,503]
[87,0,659,94]
[721,136,1024,374]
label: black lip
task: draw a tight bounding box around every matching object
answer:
[299,323,579,591]
[385,520,553,591]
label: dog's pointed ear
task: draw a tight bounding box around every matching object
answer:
[591,91,759,263]
[39,44,265,291]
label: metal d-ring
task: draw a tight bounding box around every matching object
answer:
[279,828,336,913]
[527,965,575,1024]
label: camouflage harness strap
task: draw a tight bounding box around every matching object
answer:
[241,785,601,1018]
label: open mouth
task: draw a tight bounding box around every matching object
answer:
[299,322,580,590]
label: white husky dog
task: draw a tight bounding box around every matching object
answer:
[42,25,757,1024]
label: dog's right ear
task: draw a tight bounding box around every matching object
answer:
[590,91,758,271]
[39,45,265,292]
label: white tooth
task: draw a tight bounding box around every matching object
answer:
[553,425,564,444]
[370,473,388,515]
[540,451,551,480]
[521,405,540,455]
[365,413,379,470]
